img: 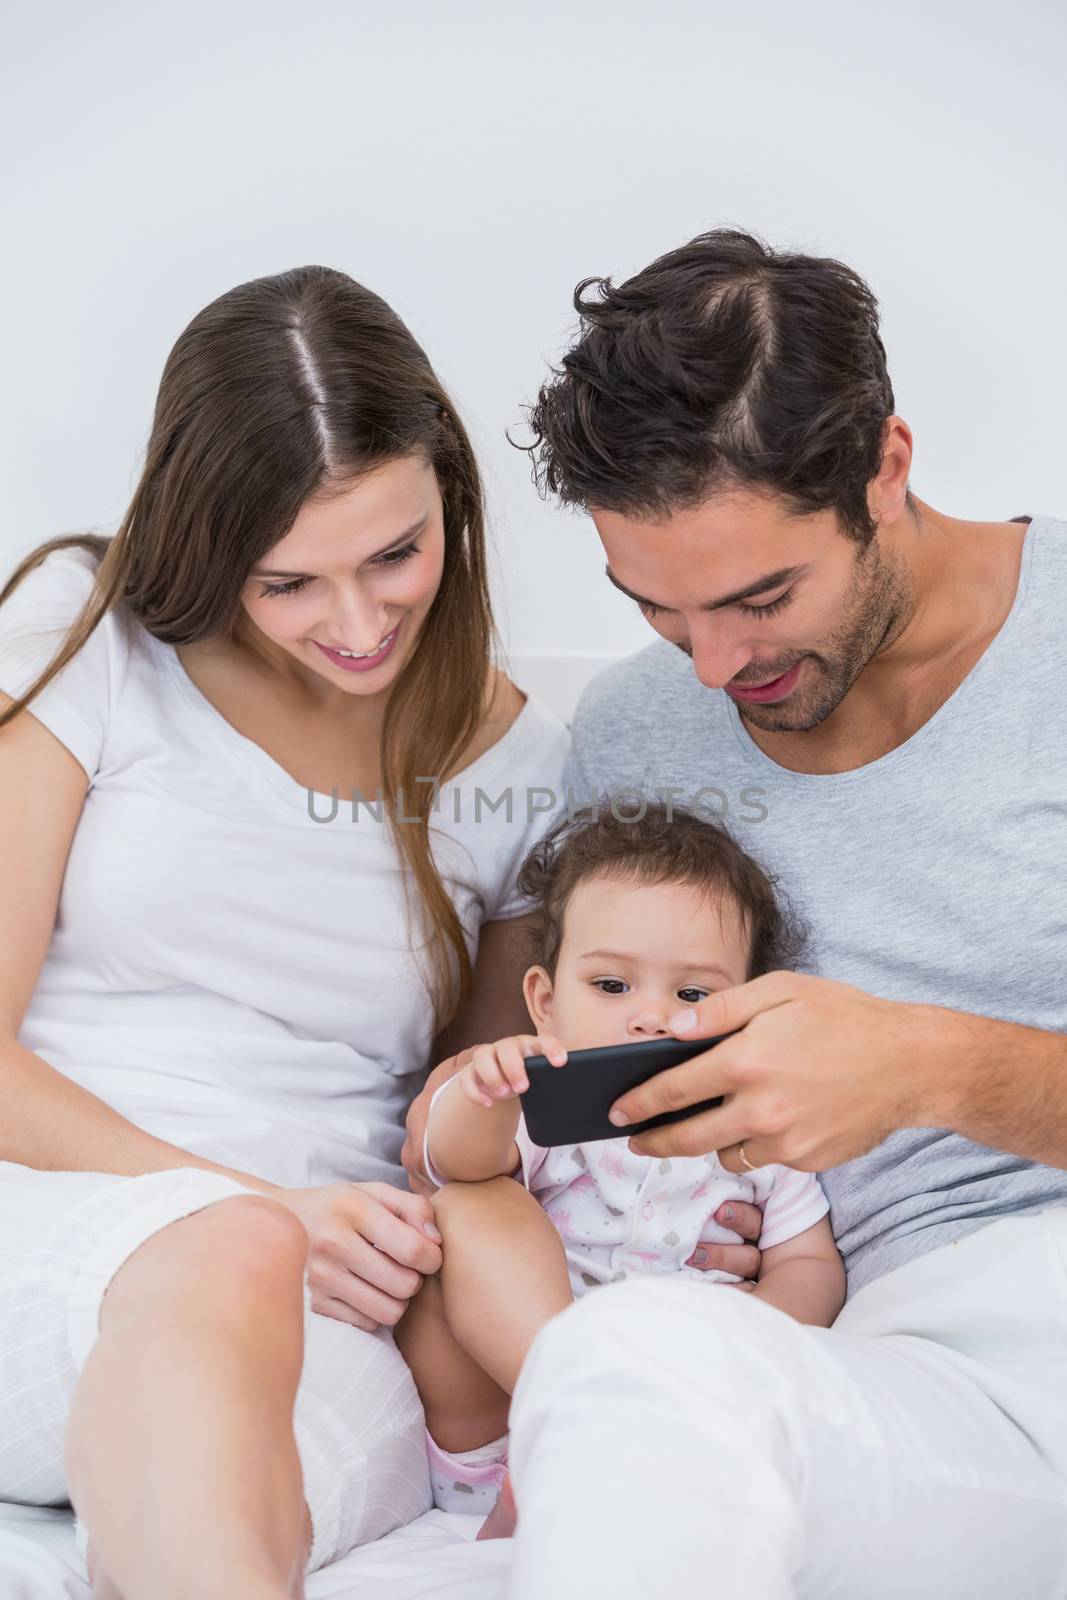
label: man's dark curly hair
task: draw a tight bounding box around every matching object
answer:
[523,228,907,546]
[515,801,808,980]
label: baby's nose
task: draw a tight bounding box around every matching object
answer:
[627,1010,672,1038]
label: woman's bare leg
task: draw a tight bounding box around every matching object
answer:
[65,1195,313,1600]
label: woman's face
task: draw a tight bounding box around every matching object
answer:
[240,454,447,697]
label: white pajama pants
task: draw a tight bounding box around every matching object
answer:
[0,1162,433,1573]
[506,1208,1067,1599]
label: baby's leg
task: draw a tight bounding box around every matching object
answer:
[430,1176,574,1396]
[394,1272,511,1454]
[394,1176,572,1450]
[395,1177,572,1540]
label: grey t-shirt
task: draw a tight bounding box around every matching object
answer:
[562,512,1067,1297]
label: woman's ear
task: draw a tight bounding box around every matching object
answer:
[523,965,554,1031]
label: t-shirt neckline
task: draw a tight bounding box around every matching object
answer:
[153,635,537,814]
[724,514,1042,787]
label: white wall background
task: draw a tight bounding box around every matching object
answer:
[3,0,1065,715]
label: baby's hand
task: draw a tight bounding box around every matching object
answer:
[459,1033,567,1109]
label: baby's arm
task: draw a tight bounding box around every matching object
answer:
[747,1215,846,1327]
[426,1031,567,1184]
[427,1072,521,1183]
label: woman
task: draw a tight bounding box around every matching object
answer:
[0,264,573,1600]
[0,266,751,1600]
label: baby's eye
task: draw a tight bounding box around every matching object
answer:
[676,986,709,1004]
[592,979,629,996]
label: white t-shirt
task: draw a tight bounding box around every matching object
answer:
[0,547,571,1190]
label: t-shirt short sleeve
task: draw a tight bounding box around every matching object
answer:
[757,1164,831,1251]
[469,701,572,923]
[0,547,123,783]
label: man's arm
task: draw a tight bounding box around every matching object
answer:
[603,972,1067,1172]
[923,1004,1067,1168]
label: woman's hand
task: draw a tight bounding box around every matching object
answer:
[278,1181,443,1332]
[686,1198,764,1289]
[458,1033,567,1107]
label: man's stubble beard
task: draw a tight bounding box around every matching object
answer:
[675,536,916,736]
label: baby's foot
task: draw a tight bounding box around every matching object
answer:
[475,1470,517,1541]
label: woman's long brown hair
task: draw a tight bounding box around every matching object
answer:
[0,266,496,1034]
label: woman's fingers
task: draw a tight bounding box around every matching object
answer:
[400,1127,436,1197]
[316,1263,410,1326]
[351,1184,443,1271]
[313,1294,384,1333]
[332,1228,425,1301]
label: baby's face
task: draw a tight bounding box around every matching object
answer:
[524,872,751,1051]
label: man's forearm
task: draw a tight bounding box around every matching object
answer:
[917,1004,1067,1166]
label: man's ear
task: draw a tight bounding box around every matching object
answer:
[523,965,554,1031]
[868,415,914,527]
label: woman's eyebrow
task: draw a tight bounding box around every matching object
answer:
[251,514,429,579]
[604,562,809,613]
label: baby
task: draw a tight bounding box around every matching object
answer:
[394,802,846,1539]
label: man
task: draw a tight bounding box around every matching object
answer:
[411,229,1067,1596]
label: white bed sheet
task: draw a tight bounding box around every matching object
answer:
[0,1502,512,1599]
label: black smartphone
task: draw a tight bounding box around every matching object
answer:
[518,1033,732,1148]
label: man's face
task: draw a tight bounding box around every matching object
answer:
[591,487,911,734]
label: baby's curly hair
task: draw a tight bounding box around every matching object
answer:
[516,801,807,980]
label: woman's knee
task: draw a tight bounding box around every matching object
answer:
[101,1192,307,1331]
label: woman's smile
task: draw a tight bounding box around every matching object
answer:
[311,622,401,673]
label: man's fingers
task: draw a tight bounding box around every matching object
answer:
[687,1242,762,1279]
[709,1199,764,1243]
[624,1099,751,1158]
[610,1054,743,1132]
[669,971,798,1040]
